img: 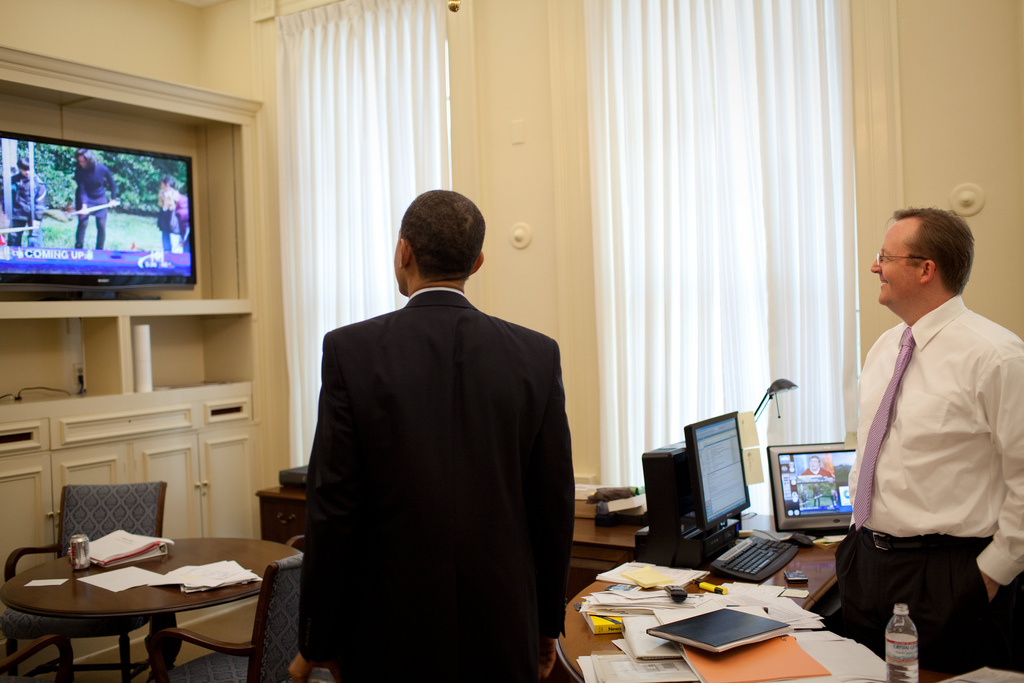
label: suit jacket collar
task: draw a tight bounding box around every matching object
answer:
[404,289,475,310]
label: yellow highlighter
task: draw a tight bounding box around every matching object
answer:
[698,581,727,595]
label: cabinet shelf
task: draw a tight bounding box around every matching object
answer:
[0,299,251,320]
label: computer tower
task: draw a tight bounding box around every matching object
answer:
[636,443,690,566]
[636,442,737,568]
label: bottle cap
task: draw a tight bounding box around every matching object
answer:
[893,602,909,615]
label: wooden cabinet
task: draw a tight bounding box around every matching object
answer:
[198,425,256,539]
[0,437,132,578]
[0,451,55,573]
[256,486,306,545]
[0,384,254,586]
[0,47,264,572]
[133,421,254,540]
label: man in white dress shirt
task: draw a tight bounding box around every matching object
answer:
[837,206,1023,673]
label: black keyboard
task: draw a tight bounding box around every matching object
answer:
[709,535,799,582]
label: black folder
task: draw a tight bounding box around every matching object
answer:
[646,608,792,652]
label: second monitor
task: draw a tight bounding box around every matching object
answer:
[684,411,749,533]
[636,411,747,567]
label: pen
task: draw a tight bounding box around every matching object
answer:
[697,581,727,595]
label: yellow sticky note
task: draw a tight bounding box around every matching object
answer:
[621,566,673,588]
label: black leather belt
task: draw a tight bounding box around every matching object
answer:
[861,527,989,551]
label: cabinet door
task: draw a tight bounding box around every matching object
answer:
[198,426,255,538]
[133,433,202,539]
[50,442,131,493]
[0,452,55,582]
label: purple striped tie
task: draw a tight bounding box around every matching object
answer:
[854,327,915,530]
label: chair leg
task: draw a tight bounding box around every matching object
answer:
[119,633,132,683]
[5,637,18,676]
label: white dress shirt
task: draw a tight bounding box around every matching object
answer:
[850,296,1024,585]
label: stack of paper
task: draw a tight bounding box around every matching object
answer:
[149,561,261,593]
[580,631,887,683]
[584,588,712,617]
[597,562,707,588]
[588,650,697,682]
[714,583,825,630]
[88,530,174,567]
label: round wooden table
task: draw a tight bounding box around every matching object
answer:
[0,537,301,667]
[1,538,300,618]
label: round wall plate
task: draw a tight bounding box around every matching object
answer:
[949,182,985,217]
[510,222,533,249]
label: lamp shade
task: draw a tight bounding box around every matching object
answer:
[767,378,797,394]
[754,378,798,421]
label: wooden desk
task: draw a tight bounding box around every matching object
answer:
[568,518,639,599]
[557,542,952,683]
[256,486,307,544]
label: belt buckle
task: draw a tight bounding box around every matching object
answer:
[872,532,893,551]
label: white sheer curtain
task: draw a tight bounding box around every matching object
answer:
[277,0,450,466]
[583,0,857,512]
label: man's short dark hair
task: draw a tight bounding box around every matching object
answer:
[400,190,485,280]
[891,206,974,295]
[17,157,30,171]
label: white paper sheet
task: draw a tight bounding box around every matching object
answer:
[77,566,165,592]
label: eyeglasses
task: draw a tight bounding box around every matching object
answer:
[876,252,927,267]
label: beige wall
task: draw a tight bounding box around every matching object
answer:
[896,0,1024,339]
[3,0,1023,485]
[855,0,1024,355]
[0,0,203,87]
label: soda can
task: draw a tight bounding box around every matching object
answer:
[68,534,90,570]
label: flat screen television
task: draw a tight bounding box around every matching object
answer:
[0,130,196,293]
[683,411,750,532]
[766,442,855,533]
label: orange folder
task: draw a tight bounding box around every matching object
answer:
[683,635,830,683]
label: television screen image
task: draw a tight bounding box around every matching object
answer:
[767,443,856,533]
[0,130,196,291]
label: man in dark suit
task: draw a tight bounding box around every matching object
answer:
[289,190,575,682]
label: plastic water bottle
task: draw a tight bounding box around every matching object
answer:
[885,603,919,683]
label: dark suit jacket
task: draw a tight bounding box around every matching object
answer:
[299,290,574,681]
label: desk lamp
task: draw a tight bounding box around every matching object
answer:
[753,378,798,421]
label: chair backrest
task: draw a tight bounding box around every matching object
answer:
[248,553,303,683]
[57,482,168,551]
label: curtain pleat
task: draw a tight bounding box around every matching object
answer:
[277,0,449,466]
[584,0,857,513]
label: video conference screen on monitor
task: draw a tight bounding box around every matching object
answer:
[683,412,749,531]
[767,443,856,533]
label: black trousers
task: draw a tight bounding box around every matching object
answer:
[7,219,40,247]
[75,214,106,250]
[836,525,1017,674]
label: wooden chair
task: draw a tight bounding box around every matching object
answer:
[0,635,73,683]
[1,482,167,683]
[148,553,312,683]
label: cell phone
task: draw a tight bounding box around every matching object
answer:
[784,569,808,584]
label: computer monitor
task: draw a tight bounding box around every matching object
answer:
[766,443,856,533]
[683,412,749,532]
